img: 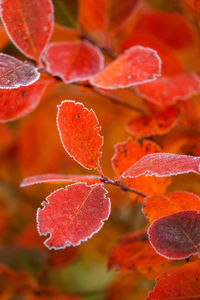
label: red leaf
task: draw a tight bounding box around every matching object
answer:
[0,0,54,62]
[0,54,40,89]
[148,210,200,259]
[90,46,161,89]
[43,41,104,83]
[147,260,200,300]
[135,73,200,106]
[20,173,101,187]
[57,100,103,170]
[37,183,111,249]
[126,106,179,137]
[0,80,48,122]
[122,153,200,178]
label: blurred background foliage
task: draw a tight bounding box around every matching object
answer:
[1,0,200,299]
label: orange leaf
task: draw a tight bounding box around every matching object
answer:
[79,0,141,46]
[126,106,179,137]
[147,259,200,299]
[90,46,161,89]
[18,96,68,177]
[112,138,171,197]
[143,191,200,223]
[134,11,196,50]
[0,264,37,298]
[108,230,171,278]
[120,31,184,76]
[0,22,9,50]
[57,100,103,170]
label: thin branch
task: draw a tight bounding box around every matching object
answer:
[100,176,147,198]
[74,82,146,114]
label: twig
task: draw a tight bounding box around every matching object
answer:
[74,82,146,114]
[100,176,147,198]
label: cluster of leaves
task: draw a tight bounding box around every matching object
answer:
[1,0,200,299]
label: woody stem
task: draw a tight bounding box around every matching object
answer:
[100,176,147,197]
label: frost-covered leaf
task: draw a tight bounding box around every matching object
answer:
[148,210,200,259]
[57,100,103,170]
[136,73,200,106]
[43,41,104,83]
[122,153,200,178]
[120,30,184,76]
[90,46,161,89]
[0,0,54,62]
[37,183,111,249]
[0,54,40,89]
[0,80,47,122]
[20,173,101,187]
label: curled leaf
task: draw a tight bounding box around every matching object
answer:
[90,46,161,89]
[57,100,103,170]
[0,54,40,89]
[37,183,111,249]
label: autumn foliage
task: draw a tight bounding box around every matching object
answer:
[1,0,200,299]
